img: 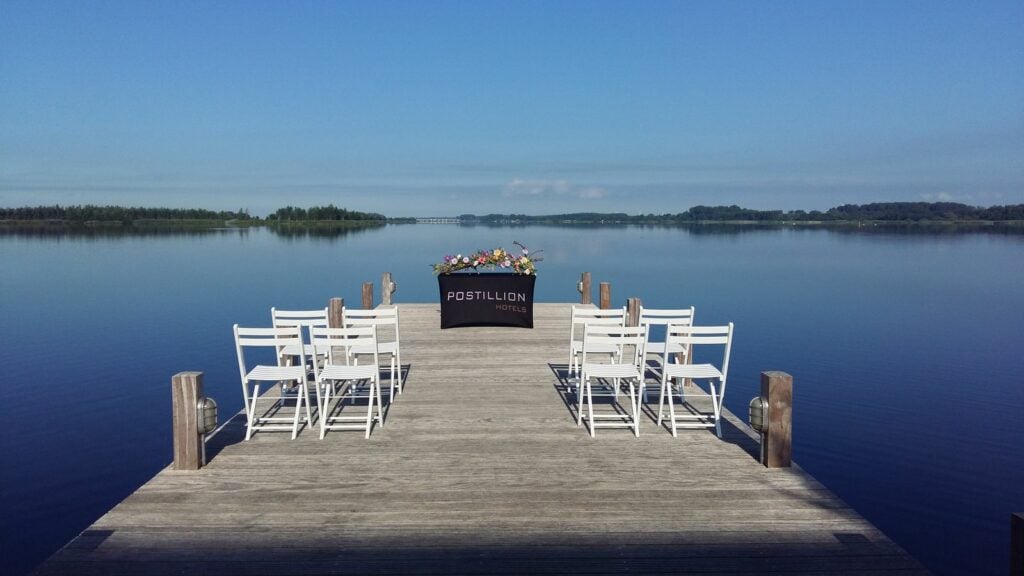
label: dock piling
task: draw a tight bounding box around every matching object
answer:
[760,371,793,468]
[578,272,592,305]
[171,372,204,471]
[382,272,396,305]
[328,297,345,328]
[626,297,641,327]
[599,282,611,309]
[362,282,374,309]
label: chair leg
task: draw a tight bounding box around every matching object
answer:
[576,375,585,427]
[291,382,303,440]
[667,379,678,437]
[363,378,376,439]
[318,380,330,439]
[392,355,401,395]
[376,377,384,428]
[629,380,639,438]
[303,381,314,426]
[586,378,595,438]
[657,378,667,426]
[710,381,722,439]
[245,383,260,441]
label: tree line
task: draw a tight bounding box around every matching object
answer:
[265,205,385,222]
[0,205,253,223]
[4,201,1024,224]
[465,202,1024,224]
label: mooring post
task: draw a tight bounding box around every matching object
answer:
[599,282,611,310]
[626,297,641,327]
[1012,512,1024,576]
[362,282,374,309]
[171,372,203,471]
[328,297,345,328]
[760,371,793,468]
[579,272,592,305]
[381,272,396,305]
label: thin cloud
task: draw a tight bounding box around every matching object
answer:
[577,187,608,199]
[502,178,607,200]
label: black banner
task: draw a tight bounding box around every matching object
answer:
[438,273,536,329]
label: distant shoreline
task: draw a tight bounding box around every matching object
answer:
[3,218,1022,230]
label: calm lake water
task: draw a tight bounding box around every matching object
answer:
[1,224,1022,575]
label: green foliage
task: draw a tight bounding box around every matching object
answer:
[266,204,385,222]
[472,203,1024,224]
[0,205,252,222]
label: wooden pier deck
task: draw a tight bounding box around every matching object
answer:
[37,303,927,575]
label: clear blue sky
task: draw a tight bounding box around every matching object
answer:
[1,0,1021,217]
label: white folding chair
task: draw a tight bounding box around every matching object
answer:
[657,323,734,438]
[311,325,383,439]
[568,306,627,380]
[233,325,313,440]
[638,306,695,401]
[343,306,401,398]
[270,307,330,370]
[578,324,648,437]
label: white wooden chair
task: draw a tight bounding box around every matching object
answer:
[568,306,627,380]
[578,324,648,437]
[311,325,383,439]
[233,325,313,440]
[656,323,734,438]
[638,306,695,400]
[343,306,402,398]
[270,307,330,370]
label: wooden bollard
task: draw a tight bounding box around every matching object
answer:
[381,272,396,305]
[328,297,345,328]
[1013,513,1024,576]
[171,372,204,471]
[599,282,611,310]
[362,282,374,309]
[761,371,793,468]
[626,297,641,327]
[579,272,592,305]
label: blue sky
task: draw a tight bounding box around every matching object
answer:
[1,0,1021,217]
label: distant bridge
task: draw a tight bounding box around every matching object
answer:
[415,217,461,224]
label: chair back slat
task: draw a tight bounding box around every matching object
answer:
[271,307,329,328]
[311,325,379,373]
[582,324,648,368]
[235,325,304,347]
[570,306,626,343]
[666,324,732,345]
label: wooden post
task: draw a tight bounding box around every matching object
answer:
[328,297,345,328]
[760,371,793,468]
[171,372,203,471]
[381,272,395,305]
[1013,513,1024,576]
[579,272,592,305]
[362,282,374,309]
[599,282,611,310]
[626,297,641,327]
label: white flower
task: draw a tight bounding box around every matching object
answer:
[462,256,470,264]
[450,257,458,265]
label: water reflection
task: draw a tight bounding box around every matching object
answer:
[3,220,1021,241]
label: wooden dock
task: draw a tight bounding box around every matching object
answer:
[36,303,927,575]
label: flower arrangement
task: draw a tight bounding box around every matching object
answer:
[432,241,543,275]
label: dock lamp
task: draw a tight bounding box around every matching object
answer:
[749,395,767,434]
[197,396,218,435]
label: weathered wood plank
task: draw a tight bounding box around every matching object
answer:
[35,303,926,575]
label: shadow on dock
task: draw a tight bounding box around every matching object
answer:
[547,362,762,462]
